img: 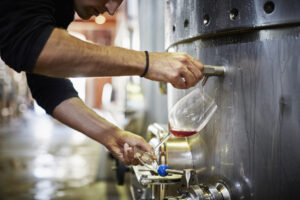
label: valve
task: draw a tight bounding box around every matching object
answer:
[158,167,231,200]
[202,65,225,87]
[184,183,231,200]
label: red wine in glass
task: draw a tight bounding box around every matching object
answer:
[153,124,198,152]
[168,123,198,137]
[169,129,198,137]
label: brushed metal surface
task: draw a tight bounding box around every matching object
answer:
[166,0,300,47]
[165,1,300,199]
[166,137,194,169]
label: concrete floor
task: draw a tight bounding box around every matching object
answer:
[0,111,131,200]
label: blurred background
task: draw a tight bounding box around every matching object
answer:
[0,0,167,199]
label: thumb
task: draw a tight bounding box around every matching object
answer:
[121,131,154,153]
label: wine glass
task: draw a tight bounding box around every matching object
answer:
[134,88,217,171]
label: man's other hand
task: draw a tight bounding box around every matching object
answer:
[103,130,154,165]
[146,52,204,89]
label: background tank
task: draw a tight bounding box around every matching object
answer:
[165,0,300,199]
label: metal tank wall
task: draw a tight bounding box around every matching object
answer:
[165,0,300,199]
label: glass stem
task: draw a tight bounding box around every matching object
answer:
[154,133,172,152]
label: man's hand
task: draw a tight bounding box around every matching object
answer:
[102,130,154,165]
[53,97,154,166]
[145,52,204,89]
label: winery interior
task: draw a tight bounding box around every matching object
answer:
[0,0,299,200]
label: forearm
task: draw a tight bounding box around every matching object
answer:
[34,28,145,78]
[35,28,204,89]
[52,97,120,145]
[52,97,154,165]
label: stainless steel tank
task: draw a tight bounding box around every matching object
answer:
[165,0,300,199]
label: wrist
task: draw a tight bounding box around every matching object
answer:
[123,49,149,76]
[133,50,148,76]
[113,48,146,76]
[95,125,122,146]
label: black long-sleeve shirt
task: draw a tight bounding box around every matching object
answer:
[0,0,78,114]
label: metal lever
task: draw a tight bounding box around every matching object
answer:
[202,65,225,87]
[165,169,184,175]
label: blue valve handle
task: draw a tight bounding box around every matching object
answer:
[157,165,169,176]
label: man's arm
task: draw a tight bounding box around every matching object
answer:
[35,28,204,89]
[53,97,152,165]
[26,72,151,165]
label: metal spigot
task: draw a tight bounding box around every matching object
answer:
[202,65,225,87]
[165,169,198,188]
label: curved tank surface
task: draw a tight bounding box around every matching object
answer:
[165,0,300,199]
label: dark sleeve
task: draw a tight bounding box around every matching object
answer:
[26,73,79,115]
[0,0,56,72]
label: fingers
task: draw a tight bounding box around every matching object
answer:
[172,67,198,89]
[130,137,156,165]
[186,58,204,80]
[180,67,197,88]
[136,139,154,153]
[124,143,139,165]
[117,131,156,166]
[171,76,186,89]
[170,53,204,89]
[123,143,130,164]
[190,56,204,73]
[124,133,153,153]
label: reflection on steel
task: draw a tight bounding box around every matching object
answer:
[215,183,231,200]
[166,137,193,169]
[178,181,231,200]
[165,0,300,199]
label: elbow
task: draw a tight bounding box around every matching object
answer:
[1,52,32,73]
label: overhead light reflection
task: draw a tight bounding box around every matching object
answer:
[95,15,106,24]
